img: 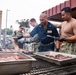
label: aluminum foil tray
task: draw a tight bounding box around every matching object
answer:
[34,51,76,65]
[0,51,36,75]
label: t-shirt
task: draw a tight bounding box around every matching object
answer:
[12,30,23,38]
[30,22,59,44]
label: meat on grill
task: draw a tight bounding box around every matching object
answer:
[46,54,72,60]
[0,56,23,61]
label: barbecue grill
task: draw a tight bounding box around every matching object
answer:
[20,57,76,75]
[1,51,76,75]
[0,52,36,75]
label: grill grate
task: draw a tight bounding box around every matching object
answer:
[19,59,76,75]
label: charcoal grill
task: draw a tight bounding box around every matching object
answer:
[19,57,76,75]
[0,52,36,75]
[2,52,76,75]
[34,51,76,65]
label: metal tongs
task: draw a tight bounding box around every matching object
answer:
[47,35,60,40]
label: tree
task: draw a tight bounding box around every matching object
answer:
[16,19,30,28]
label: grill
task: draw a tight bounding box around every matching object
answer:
[20,57,76,75]
[1,51,76,75]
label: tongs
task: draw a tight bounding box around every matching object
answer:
[47,35,60,40]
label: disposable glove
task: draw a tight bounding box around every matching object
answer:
[14,38,18,43]
[56,48,60,52]
[47,35,66,42]
[17,35,23,39]
[58,38,66,42]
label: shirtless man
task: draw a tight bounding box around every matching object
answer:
[55,7,76,54]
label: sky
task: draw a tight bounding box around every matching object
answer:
[0,0,67,30]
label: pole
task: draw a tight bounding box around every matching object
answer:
[0,11,2,42]
[5,9,8,38]
[4,9,10,49]
[6,9,8,30]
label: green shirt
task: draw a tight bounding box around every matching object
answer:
[12,30,23,38]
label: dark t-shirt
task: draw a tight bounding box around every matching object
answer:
[30,22,59,44]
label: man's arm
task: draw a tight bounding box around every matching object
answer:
[52,25,60,52]
[16,33,31,39]
[54,24,61,28]
[17,26,38,39]
[55,40,60,52]
[23,33,31,38]
[66,35,76,42]
[9,38,20,51]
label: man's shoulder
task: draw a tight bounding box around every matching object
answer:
[35,24,41,28]
[48,22,54,26]
[48,22,56,28]
[61,21,67,26]
[71,19,76,27]
[72,18,76,24]
[14,30,20,34]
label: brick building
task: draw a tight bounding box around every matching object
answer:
[42,0,76,22]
